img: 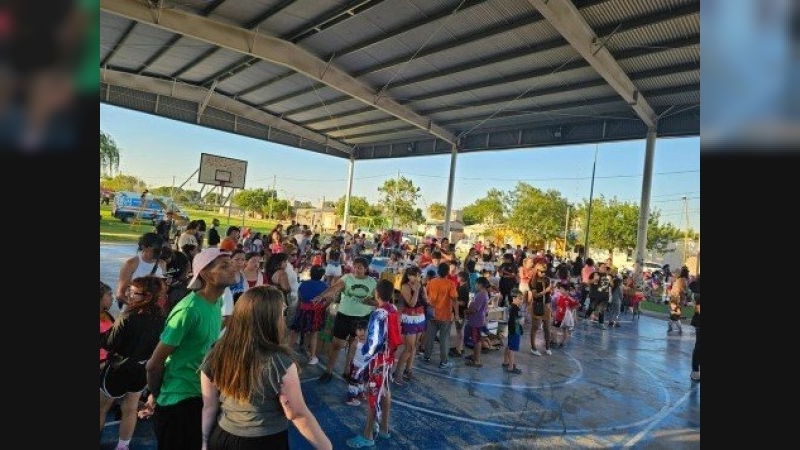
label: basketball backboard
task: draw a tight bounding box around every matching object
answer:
[198,153,247,189]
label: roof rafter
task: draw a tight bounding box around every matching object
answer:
[526,0,656,127]
[101,0,458,144]
[101,68,353,155]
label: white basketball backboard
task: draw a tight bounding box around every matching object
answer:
[198,153,247,189]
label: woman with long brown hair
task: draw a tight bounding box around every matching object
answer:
[529,262,554,356]
[200,286,331,450]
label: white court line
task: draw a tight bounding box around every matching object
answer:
[622,383,699,448]
[409,351,584,389]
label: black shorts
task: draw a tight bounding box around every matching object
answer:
[332,311,372,341]
[99,359,147,398]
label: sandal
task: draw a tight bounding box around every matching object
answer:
[465,359,483,368]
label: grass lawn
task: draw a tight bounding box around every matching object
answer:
[100,205,280,244]
[638,298,696,320]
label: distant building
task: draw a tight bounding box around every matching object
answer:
[295,206,338,232]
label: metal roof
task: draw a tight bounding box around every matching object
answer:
[99,0,700,160]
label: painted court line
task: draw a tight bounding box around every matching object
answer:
[622,383,698,448]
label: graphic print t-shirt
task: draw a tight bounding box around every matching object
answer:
[337,274,377,317]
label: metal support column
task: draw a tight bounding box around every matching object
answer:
[342,154,355,231]
[443,143,458,239]
[634,127,657,282]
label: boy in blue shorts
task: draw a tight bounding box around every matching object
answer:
[502,289,524,374]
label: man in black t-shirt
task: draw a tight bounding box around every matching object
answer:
[206,218,221,247]
[154,211,174,246]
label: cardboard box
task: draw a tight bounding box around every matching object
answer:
[487,306,506,322]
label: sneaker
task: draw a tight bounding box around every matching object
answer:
[439,360,454,369]
[531,349,542,356]
[501,363,509,368]
[346,435,376,448]
[345,398,361,406]
[308,356,319,365]
[545,349,552,356]
[508,366,522,374]
[690,371,700,381]
[318,372,333,383]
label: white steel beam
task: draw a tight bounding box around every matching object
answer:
[526,0,656,128]
[102,69,353,155]
[101,0,458,145]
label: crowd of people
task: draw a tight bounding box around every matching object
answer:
[101,221,699,449]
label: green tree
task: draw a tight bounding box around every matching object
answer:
[335,195,378,219]
[427,202,446,220]
[574,200,683,256]
[101,174,147,192]
[647,212,682,252]
[297,201,313,209]
[100,131,121,176]
[507,183,570,246]
[462,188,507,225]
[203,192,220,205]
[234,189,273,217]
[579,197,639,258]
[377,176,422,227]
[273,199,294,220]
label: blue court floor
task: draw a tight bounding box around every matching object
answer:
[101,243,700,449]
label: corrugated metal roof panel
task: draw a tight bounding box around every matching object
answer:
[431,85,619,122]
[212,0,282,27]
[109,24,176,70]
[179,49,248,83]
[618,46,700,74]
[581,0,696,28]
[302,0,424,57]
[145,36,216,77]
[218,61,290,93]
[633,71,699,92]
[409,66,602,111]
[100,13,132,62]
[606,14,699,53]
[318,111,399,135]
[268,0,345,37]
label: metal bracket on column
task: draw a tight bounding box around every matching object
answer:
[197,79,218,123]
[627,90,639,106]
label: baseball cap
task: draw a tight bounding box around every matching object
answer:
[188,248,231,290]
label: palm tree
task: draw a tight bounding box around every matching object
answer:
[100,131,120,176]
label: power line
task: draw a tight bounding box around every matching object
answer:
[402,169,699,182]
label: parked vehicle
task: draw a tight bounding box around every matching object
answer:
[150,196,190,225]
[112,191,163,223]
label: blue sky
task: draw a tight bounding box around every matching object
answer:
[101,103,699,230]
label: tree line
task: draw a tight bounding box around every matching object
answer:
[101,130,692,253]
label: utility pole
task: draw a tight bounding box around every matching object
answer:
[390,170,399,229]
[171,176,175,200]
[268,175,276,220]
[583,144,599,259]
[563,205,570,257]
[681,196,690,266]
